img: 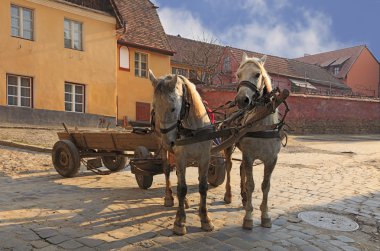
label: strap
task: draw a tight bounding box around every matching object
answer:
[175,127,235,146]
[244,130,280,139]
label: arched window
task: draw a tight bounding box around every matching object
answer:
[119,46,130,69]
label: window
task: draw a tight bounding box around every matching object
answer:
[11,5,34,40]
[134,52,148,78]
[333,66,340,75]
[120,46,130,69]
[223,56,231,72]
[172,67,189,77]
[189,69,197,79]
[7,74,33,108]
[65,82,85,113]
[64,19,82,50]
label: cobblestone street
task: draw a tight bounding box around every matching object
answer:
[0,129,379,250]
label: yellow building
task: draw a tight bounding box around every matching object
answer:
[0,0,173,126]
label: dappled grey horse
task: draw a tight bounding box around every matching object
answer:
[224,53,282,229]
[149,70,214,235]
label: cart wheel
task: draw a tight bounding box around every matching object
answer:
[52,140,81,178]
[208,153,226,187]
[101,152,127,172]
[134,146,153,189]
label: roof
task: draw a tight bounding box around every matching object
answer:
[167,35,224,68]
[114,0,174,55]
[295,45,366,79]
[227,47,297,77]
[288,59,351,90]
[62,0,115,15]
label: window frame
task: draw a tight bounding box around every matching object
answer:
[6,74,33,108]
[64,82,85,113]
[223,56,231,72]
[333,66,340,75]
[172,67,189,78]
[10,4,34,40]
[64,18,83,51]
[134,52,148,78]
[119,46,130,70]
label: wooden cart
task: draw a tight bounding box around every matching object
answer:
[52,126,225,189]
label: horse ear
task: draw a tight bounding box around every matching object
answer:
[168,74,178,89]
[149,69,158,88]
[260,55,267,65]
[242,52,249,62]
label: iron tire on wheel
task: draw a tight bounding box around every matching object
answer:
[52,140,81,178]
[208,153,226,187]
[134,146,153,189]
[101,152,127,172]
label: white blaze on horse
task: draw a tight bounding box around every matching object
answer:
[224,52,282,230]
[149,70,214,235]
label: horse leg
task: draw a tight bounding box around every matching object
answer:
[162,152,174,207]
[199,155,214,231]
[242,154,255,230]
[173,158,187,235]
[240,162,247,207]
[223,146,233,204]
[260,157,277,228]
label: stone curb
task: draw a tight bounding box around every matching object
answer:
[0,140,52,153]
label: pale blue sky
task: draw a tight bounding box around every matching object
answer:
[154,0,380,60]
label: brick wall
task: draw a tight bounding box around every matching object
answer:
[201,88,380,134]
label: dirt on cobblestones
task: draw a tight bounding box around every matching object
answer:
[0,126,380,250]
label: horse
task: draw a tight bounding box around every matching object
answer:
[149,70,214,235]
[223,52,282,230]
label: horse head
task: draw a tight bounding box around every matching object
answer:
[149,70,185,150]
[235,52,272,109]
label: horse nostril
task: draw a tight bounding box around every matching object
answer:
[244,97,250,105]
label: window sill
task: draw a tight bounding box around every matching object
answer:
[64,47,84,52]
[11,35,34,41]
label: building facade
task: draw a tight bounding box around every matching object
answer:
[296,45,380,97]
[0,0,173,126]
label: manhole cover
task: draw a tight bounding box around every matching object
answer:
[298,211,359,231]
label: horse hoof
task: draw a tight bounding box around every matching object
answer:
[224,195,232,204]
[173,224,187,235]
[164,198,174,207]
[243,219,253,230]
[261,217,272,228]
[242,200,247,208]
[201,221,215,232]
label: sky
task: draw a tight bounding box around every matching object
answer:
[152,0,380,60]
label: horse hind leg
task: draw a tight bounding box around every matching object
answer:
[260,157,277,228]
[199,156,214,232]
[173,159,187,235]
[242,155,255,230]
[223,146,233,204]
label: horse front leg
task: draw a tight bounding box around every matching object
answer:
[240,162,247,207]
[223,146,233,204]
[260,157,277,228]
[173,158,187,235]
[163,151,174,207]
[199,154,214,232]
[242,154,255,230]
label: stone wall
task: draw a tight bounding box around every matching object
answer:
[201,88,380,134]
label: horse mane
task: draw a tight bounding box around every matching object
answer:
[239,58,273,92]
[178,76,208,119]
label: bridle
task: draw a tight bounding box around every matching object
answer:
[156,83,190,135]
[237,74,266,106]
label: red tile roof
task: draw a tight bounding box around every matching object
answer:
[167,35,224,68]
[295,45,366,79]
[114,0,174,55]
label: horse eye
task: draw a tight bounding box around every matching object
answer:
[255,73,260,78]
[171,108,175,112]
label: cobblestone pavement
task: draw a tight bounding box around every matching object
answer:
[0,132,379,250]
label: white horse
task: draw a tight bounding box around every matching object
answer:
[224,53,282,229]
[149,70,214,235]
